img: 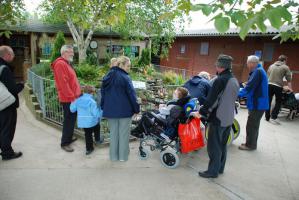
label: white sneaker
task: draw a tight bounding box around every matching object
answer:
[270,118,281,125]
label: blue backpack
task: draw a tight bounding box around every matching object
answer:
[184,98,198,117]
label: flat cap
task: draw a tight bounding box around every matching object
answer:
[216,54,233,69]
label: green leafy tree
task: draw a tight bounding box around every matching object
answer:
[114,0,187,58]
[50,31,66,63]
[176,0,299,42]
[0,0,25,38]
[40,0,130,64]
[40,0,187,63]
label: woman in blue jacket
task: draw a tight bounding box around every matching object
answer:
[101,56,140,161]
[70,86,102,155]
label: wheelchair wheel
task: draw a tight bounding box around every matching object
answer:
[231,119,241,140]
[138,147,149,160]
[160,149,180,169]
[288,110,297,120]
[205,125,234,145]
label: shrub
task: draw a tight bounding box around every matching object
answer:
[162,71,177,85]
[50,31,65,63]
[75,62,100,86]
[31,62,52,78]
[162,71,186,85]
[85,48,99,66]
[138,48,151,67]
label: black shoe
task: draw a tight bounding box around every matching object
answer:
[198,171,218,178]
[2,152,23,161]
[86,148,94,155]
[61,145,74,152]
[131,131,143,138]
[70,137,78,143]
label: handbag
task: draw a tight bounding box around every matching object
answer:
[178,117,205,154]
[0,65,16,111]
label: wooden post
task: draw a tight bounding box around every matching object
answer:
[30,33,37,66]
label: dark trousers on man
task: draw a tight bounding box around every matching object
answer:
[265,84,283,120]
[61,103,77,147]
[0,107,17,156]
[83,124,101,151]
[206,123,231,176]
[246,110,264,149]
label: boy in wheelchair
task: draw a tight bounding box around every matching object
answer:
[131,87,197,141]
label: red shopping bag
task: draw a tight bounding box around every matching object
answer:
[178,118,205,154]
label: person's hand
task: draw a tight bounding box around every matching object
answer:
[132,114,139,121]
[190,112,201,118]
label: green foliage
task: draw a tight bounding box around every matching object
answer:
[138,48,151,67]
[50,31,65,63]
[75,62,100,86]
[31,62,53,79]
[113,0,187,58]
[40,0,130,63]
[44,83,62,122]
[162,71,186,85]
[179,0,299,42]
[0,0,25,37]
[214,14,230,33]
[98,65,110,80]
[85,49,99,66]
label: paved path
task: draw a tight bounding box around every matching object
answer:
[0,96,299,200]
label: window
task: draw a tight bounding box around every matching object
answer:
[180,44,186,54]
[106,45,140,57]
[200,42,209,55]
[42,43,52,57]
[263,43,274,62]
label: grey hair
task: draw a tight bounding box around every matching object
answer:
[60,45,73,55]
[247,55,259,63]
[198,71,210,80]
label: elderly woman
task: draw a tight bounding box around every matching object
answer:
[183,71,211,105]
[101,56,140,161]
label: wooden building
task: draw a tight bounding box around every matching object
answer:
[160,27,299,92]
[0,20,148,81]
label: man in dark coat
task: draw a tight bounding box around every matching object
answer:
[192,55,239,178]
[0,45,24,160]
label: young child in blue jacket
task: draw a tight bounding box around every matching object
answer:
[70,85,103,155]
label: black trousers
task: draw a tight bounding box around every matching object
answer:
[0,107,17,156]
[61,103,77,146]
[84,124,100,151]
[246,110,264,149]
[206,123,231,176]
[265,84,283,120]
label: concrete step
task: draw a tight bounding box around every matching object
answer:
[25,84,33,94]
[32,102,40,110]
[35,110,43,119]
[30,94,37,102]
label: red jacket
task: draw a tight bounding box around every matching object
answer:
[51,57,81,103]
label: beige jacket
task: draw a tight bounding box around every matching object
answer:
[267,61,292,87]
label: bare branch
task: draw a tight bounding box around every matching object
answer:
[84,29,94,51]
[66,20,79,44]
[66,18,80,40]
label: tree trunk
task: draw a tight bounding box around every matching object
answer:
[66,19,94,64]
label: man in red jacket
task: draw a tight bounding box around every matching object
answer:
[51,45,81,152]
